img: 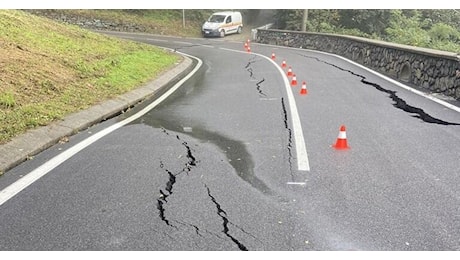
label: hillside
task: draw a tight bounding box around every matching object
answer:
[25,9,211,37]
[0,10,180,144]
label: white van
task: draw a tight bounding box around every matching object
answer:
[202,11,243,37]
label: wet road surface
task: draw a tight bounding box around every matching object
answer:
[1,32,460,250]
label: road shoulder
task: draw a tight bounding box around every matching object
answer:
[0,54,193,175]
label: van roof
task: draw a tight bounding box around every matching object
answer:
[212,11,240,16]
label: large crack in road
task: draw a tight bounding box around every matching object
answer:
[155,128,256,250]
[300,54,460,126]
[156,129,200,228]
[131,118,267,249]
[157,161,177,227]
[280,98,295,179]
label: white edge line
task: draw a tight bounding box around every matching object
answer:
[0,50,203,207]
[260,43,460,114]
[220,47,310,172]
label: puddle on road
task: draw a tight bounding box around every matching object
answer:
[130,115,274,196]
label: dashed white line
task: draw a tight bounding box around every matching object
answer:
[287,182,307,186]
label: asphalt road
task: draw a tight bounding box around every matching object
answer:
[0,31,459,251]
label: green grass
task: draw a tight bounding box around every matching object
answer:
[0,91,16,109]
[0,10,180,144]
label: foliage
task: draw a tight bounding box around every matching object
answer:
[384,10,431,47]
[273,9,460,53]
[428,23,460,42]
[339,9,392,37]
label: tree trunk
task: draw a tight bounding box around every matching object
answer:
[301,9,308,31]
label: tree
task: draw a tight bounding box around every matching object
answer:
[338,10,392,38]
[384,10,430,47]
[420,9,460,30]
[272,9,460,52]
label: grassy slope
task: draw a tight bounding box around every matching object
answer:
[0,10,180,144]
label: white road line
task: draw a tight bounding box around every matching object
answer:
[0,51,203,207]
[220,47,310,171]
[287,182,307,185]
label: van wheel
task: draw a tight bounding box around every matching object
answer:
[220,30,225,38]
[237,26,242,34]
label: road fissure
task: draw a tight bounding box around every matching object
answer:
[300,54,460,126]
[245,56,268,97]
[281,98,295,178]
[205,184,249,251]
[156,129,200,227]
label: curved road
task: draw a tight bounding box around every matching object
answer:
[0,32,459,250]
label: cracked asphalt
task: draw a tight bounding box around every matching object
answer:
[1,31,460,250]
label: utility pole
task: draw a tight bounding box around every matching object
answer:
[301,9,308,32]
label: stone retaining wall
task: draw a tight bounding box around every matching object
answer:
[256,29,460,100]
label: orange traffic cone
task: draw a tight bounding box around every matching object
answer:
[333,125,350,150]
[244,42,248,50]
[247,46,251,53]
[271,52,276,60]
[291,74,297,86]
[281,60,287,68]
[287,67,293,77]
[300,81,308,95]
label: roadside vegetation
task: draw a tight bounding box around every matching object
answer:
[0,10,179,144]
[274,9,460,53]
